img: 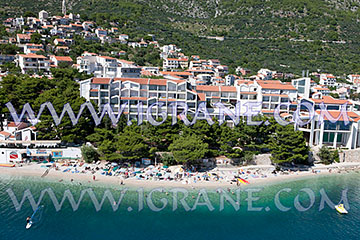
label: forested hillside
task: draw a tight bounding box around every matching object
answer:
[2,0,360,74]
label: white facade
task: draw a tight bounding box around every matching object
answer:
[257,69,275,80]
[79,77,199,121]
[292,77,311,99]
[16,54,50,74]
[320,74,337,87]
[38,10,48,21]
[163,58,179,70]
[77,55,141,78]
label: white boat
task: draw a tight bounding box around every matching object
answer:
[25,221,32,229]
[25,205,44,229]
[335,204,348,214]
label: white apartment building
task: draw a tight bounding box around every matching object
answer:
[95,29,107,37]
[142,66,160,76]
[76,55,141,78]
[38,10,48,21]
[237,80,260,116]
[348,74,360,85]
[163,58,180,70]
[50,55,73,67]
[291,77,311,99]
[297,109,360,149]
[215,65,229,78]
[320,74,337,87]
[195,85,238,118]
[312,86,330,96]
[78,76,360,149]
[79,77,200,121]
[256,80,298,114]
[16,53,50,74]
[225,75,236,86]
[24,43,44,54]
[257,69,275,80]
[119,34,129,43]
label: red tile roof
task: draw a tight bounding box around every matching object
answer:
[311,96,351,105]
[149,79,168,86]
[121,97,147,101]
[196,85,220,92]
[315,110,359,122]
[18,53,47,59]
[160,71,193,76]
[263,94,289,97]
[257,80,297,90]
[52,56,73,62]
[17,33,31,39]
[0,131,11,137]
[220,86,237,92]
[240,92,257,95]
[198,93,206,101]
[92,78,111,84]
[114,78,148,85]
[98,56,116,60]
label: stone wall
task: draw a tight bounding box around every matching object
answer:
[250,154,272,165]
[339,149,360,162]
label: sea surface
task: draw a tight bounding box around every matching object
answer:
[0,173,359,240]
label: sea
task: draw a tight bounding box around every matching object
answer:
[0,173,359,240]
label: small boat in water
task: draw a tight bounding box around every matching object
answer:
[335,204,348,214]
[25,205,44,229]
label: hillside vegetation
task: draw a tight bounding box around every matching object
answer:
[2,0,360,74]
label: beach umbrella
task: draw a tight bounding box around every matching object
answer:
[147,165,155,169]
[111,162,118,166]
[163,166,169,169]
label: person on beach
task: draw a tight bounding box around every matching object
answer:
[93,175,96,181]
[26,216,31,224]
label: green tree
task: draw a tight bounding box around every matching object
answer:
[269,124,309,165]
[160,153,176,166]
[24,11,36,17]
[318,146,339,164]
[169,134,208,165]
[86,128,115,147]
[115,128,149,161]
[30,33,42,44]
[142,117,180,151]
[81,145,99,163]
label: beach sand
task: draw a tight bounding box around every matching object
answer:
[1,162,359,189]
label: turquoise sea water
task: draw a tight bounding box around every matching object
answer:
[0,173,359,240]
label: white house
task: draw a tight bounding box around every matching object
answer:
[320,74,337,87]
[38,10,48,21]
[16,53,50,74]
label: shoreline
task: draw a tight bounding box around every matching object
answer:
[0,162,359,190]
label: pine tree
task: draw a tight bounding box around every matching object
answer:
[269,124,309,165]
[169,134,208,165]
